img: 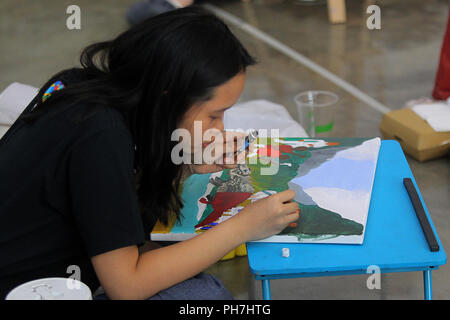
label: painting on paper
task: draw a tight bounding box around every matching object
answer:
[151,137,381,244]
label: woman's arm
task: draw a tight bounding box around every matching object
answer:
[91,212,245,300]
[91,190,299,300]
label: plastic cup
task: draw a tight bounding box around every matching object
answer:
[294,90,338,137]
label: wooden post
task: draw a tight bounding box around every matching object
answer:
[327,0,346,24]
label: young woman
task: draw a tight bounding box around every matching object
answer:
[0,7,299,300]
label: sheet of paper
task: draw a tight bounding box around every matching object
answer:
[0,82,38,125]
[412,102,450,132]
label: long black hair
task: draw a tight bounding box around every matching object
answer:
[21,6,256,234]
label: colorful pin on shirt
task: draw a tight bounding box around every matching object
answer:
[42,81,65,102]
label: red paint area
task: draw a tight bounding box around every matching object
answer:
[326,142,340,146]
[257,146,281,158]
[278,144,293,154]
[196,192,252,228]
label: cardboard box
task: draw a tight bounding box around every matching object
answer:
[379,108,450,162]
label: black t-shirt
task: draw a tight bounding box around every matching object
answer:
[0,69,146,298]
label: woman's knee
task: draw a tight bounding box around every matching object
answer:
[148,273,233,300]
[93,273,233,300]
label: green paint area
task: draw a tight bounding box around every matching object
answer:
[248,146,310,193]
[248,139,325,193]
[280,204,363,240]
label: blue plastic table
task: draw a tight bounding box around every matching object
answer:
[246,140,447,300]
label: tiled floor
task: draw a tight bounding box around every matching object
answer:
[1,0,449,299]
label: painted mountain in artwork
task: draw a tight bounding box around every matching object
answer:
[246,137,379,243]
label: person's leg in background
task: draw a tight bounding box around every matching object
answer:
[432,6,450,101]
[405,7,449,108]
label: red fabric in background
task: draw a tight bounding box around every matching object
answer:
[432,7,450,100]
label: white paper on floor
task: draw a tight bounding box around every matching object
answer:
[412,102,450,132]
[224,99,308,138]
[0,82,39,126]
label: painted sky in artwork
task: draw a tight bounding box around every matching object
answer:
[291,157,375,191]
[288,138,380,227]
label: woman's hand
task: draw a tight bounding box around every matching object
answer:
[232,190,300,242]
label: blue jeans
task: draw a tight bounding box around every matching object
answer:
[94,272,233,300]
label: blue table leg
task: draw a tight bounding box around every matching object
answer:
[261,279,271,300]
[423,270,432,300]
